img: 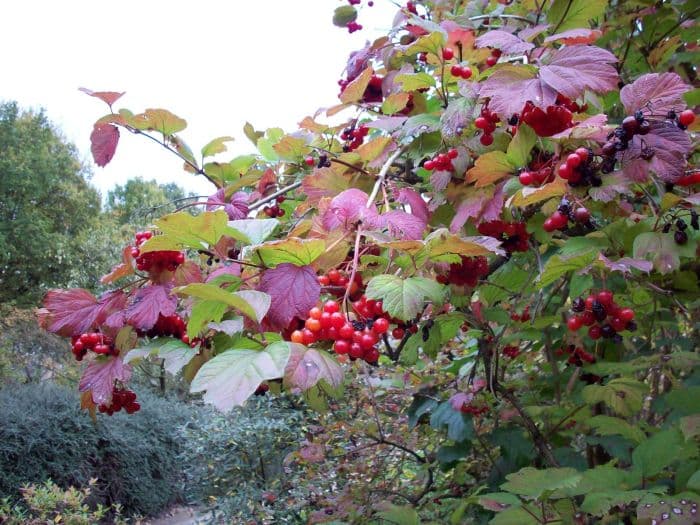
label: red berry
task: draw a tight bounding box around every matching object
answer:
[486,55,498,67]
[611,317,627,332]
[543,218,557,232]
[334,340,350,355]
[475,117,489,130]
[461,68,472,79]
[318,275,330,286]
[574,147,589,162]
[327,269,341,284]
[442,47,454,60]
[581,310,596,326]
[447,148,459,160]
[588,325,602,340]
[585,295,596,311]
[323,300,340,314]
[349,343,364,359]
[319,311,333,329]
[360,332,376,350]
[558,163,572,180]
[339,323,355,340]
[305,318,322,332]
[301,328,317,345]
[550,211,569,229]
[308,307,322,320]
[480,133,494,146]
[519,171,534,185]
[423,160,435,171]
[364,347,380,363]
[679,110,695,127]
[574,207,590,223]
[392,327,405,339]
[450,64,463,77]
[330,312,346,330]
[567,316,583,331]
[566,153,582,169]
[305,156,315,166]
[596,290,614,307]
[619,308,635,322]
[491,49,502,58]
[372,317,389,334]
[290,330,304,344]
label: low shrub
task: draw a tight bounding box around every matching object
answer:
[0,382,192,517]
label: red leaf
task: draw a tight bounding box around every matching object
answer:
[79,87,125,107]
[449,185,505,233]
[621,121,691,182]
[256,168,277,195]
[100,245,135,284]
[476,30,534,54]
[39,288,99,337]
[381,210,426,240]
[620,72,692,116]
[174,261,204,286]
[90,124,120,167]
[538,45,618,101]
[258,264,320,330]
[321,188,380,231]
[396,188,430,223]
[544,28,602,45]
[125,285,177,330]
[79,356,132,405]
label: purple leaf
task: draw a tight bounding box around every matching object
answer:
[283,344,343,393]
[598,253,653,275]
[258,264,320,330]
[621,121,691,182]
[205,264,241,282]
[125,285,177,330]
[90,124,120,167]
[321,188,380,230]
[588,172,632,202]
[206,189,249,220]
[38,288,100,337]
[79,356,132,406]
[346,42,375,82]
[480,66,555,116]
[381,210,426,240]
[430,170,453,192]
[538,46,618,101]
[396,188,430,222]
[620,73,691,115]
[476,30,534,54]
[518,24,551,42]
[449,185,505,232]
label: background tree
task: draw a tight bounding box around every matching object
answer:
[105,177,193,227]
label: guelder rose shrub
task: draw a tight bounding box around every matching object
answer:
[39,1,699,523]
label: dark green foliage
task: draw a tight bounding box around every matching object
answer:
[0,382,193,516]
[105,177,193,227]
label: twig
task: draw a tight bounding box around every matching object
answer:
[248,180,303,210]
[366,147,405,209]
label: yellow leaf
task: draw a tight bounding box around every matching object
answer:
[466,151,515,187]
[340,66,374,104]
[508,176,568,207]
[381,93,411,115]
[356,137,394,163]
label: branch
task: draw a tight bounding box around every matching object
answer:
[366,146,406,209]
[248,180,303,211]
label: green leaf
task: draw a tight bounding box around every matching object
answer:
[632,428,699,478]
[332,5,357,27]
[506,124,536,167]
[187,300,228,338]
[588,415,646,444]
[227,218,279,245]
[437,441,471,466]
[489,507,540,525]
[406,31,446,57]
[375,504,420,525]
[547,0,607,31]
[139,210,239,252]
[124,338,197,375]
[395,72,436,91]
[131,108,187,136]
[253,237,326,267]
[537,250,598,288]
[479,261,529,305]
[407,394,438,428]
[429,401,474,442]
[201,136,235,158]
[176,283,270,323]
[582,378,647,417]
[365,275,445,321]
[190,342,291,411]
[500,467,582,499]
[633,232,682,274]
[580,490,650,517]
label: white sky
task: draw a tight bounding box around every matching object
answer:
[1,0,397,199]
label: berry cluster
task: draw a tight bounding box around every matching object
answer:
[131,231,185,273]
[521,101,573,137]
[567,290,637,343]
[555,94,588,114]
[502,345,520,359]
[477,220,529,253]
[600,111,650,170]
[556,147,594,184]
[254,383,270,396]
[518,166,554,187]
[98,386,140,415]
[341,124,369,152]
[543,197,592,233]
[436,255,489,287]
[662,213,698,245]
[290,299,388,364]
[475,106,500,146]
[423,148,458,171]
[339,74,383,104]
[346,21,363,33]
[144,313,186,339]
[318,269,363,299]
[485,48,501,67]
[510,305,530,322]
[556,344,596,366]
[263,196,286,218]
[450,63,472,79]
[70,332,117,361]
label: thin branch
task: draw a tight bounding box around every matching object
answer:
[366,147,406,209]
[248,180,303,210]
[469,14,535,25]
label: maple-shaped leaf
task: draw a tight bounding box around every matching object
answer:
[176,283,270,323]
[381,210,426,240]
[173,261,203,286]
[253,238,326,267]
[138,108,187,136]
[190,342,291,411]
[633,232,683,274]
[621,121,691,181]
[519,23,551,42]
[543,28,602,45]
[365,275,445,321]
[283,344,343,393]
[79,356,132,406]
[125,285,177,330]
[480,65,552,117]
[258,264,320,330]
[139,210,240,253]
[90,124,119,167]
[100,245,135,284]
[539,45,618,101]
[321,188,380,231]
[302,167,350,205]
[466,151,515,187]
[38,288,125,337]
[475,30,534,54]
[589,172,633,202]
[206,188,249,220]
[620,72,691,115]
[396,188,430,223]
[78,87,125,108]
[201,136,235,158]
